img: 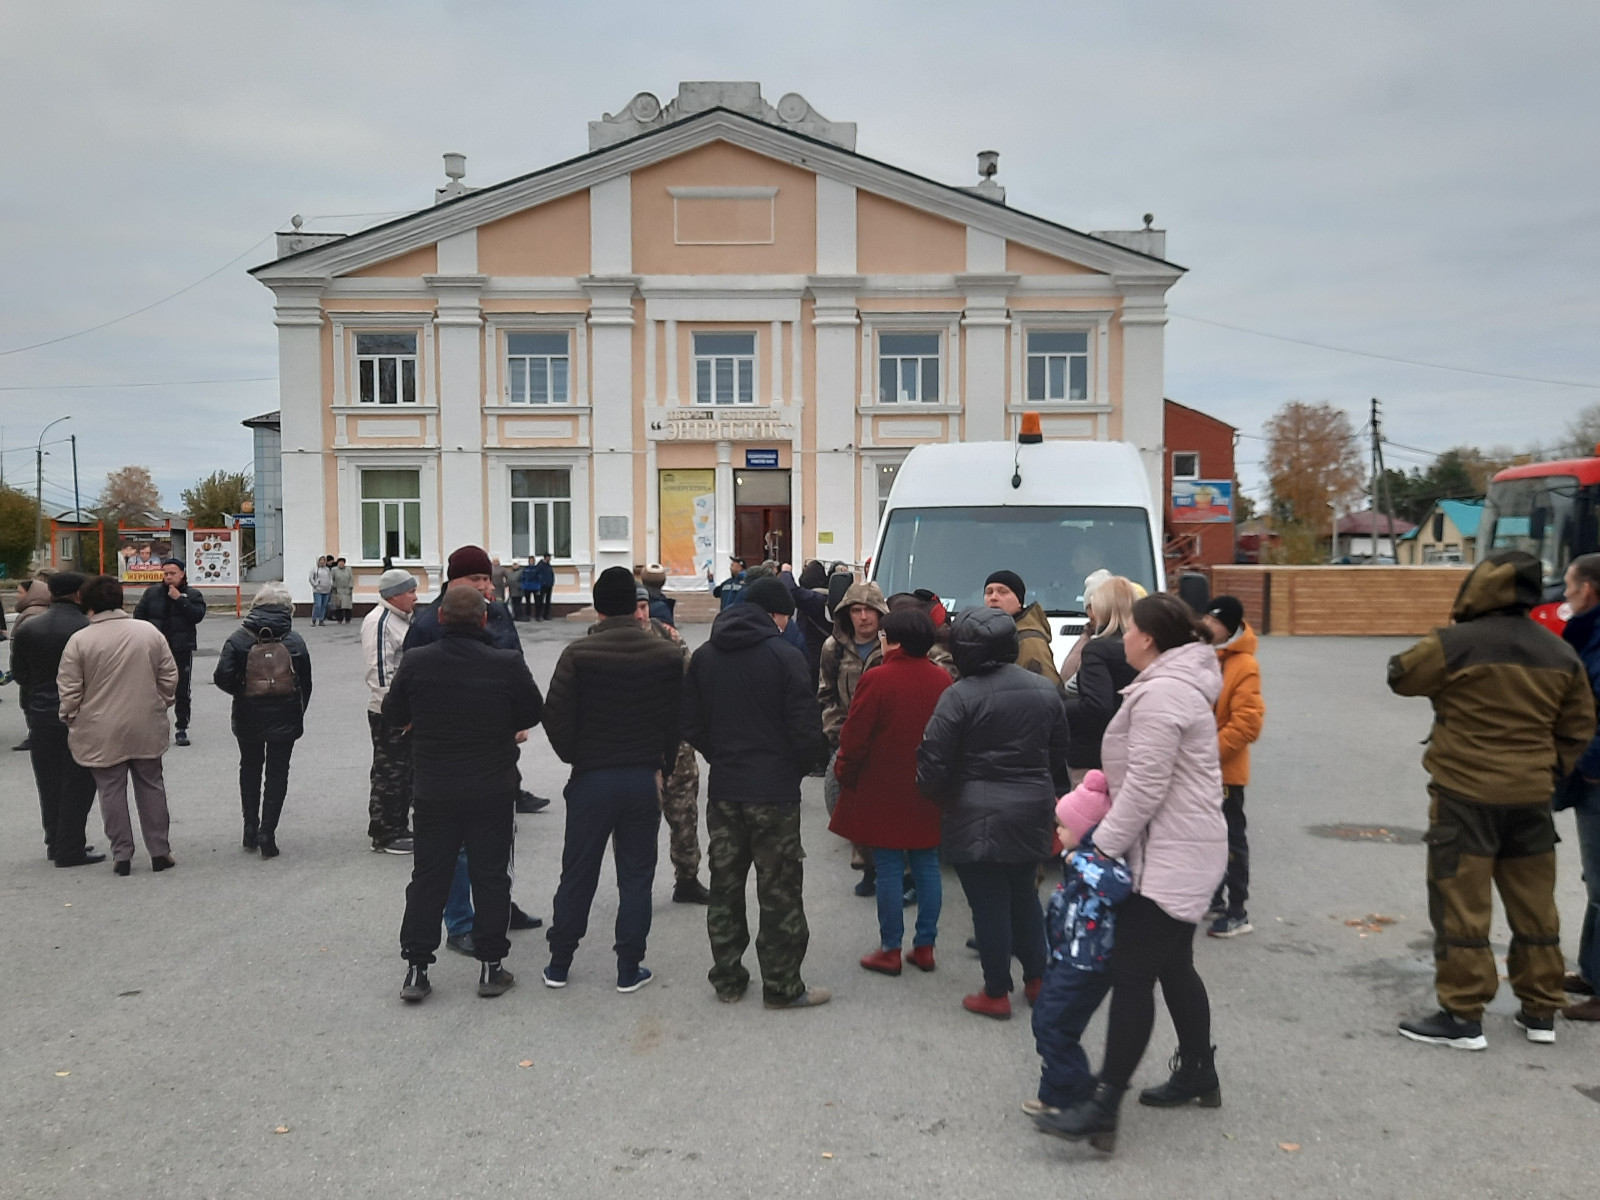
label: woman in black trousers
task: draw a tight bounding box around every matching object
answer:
[213,583,313,858]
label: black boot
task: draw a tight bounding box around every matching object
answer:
[242,819,258,850]
[1033,1081,1126,1153]
[1137,1045,1221,1108]
[258,798,283,859]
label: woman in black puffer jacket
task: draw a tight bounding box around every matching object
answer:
[1062,576,1141,778]
[917,606,1071,1020]
[213,584,312,858]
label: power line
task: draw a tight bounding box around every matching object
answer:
[0,229,281,358]
[1170,311,1600,390]
[0,376,276,393]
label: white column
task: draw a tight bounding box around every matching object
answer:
[809,277,862,563]
[715,440,735,569]
[664,318,679,404]
[430,274,487,555]
[271,281,327,604]
[585,277,639,574]
[958,273,1018,443]
[1119,286,1169,509]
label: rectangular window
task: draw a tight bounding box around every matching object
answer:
[877,333,940,404]
[360,469,422,561]
[693,333,756,406]
[355,333,418,405]
[511,469,573,559]
[1025,330,1089,402]
[506,332,570,405]
[1171,452,1200,481]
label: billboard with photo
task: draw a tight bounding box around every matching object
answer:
[1171,480,1233,524]
[118,528,172,584]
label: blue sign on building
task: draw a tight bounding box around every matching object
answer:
[744,449,780,469]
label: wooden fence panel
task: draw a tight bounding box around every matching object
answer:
[1211,566,1470,636]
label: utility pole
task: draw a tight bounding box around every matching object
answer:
[71,434,82,568]
[1368,398,1401,563]
[34,416,70,566]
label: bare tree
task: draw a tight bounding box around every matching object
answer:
[1560,403,1600,459]
[1263,401,1366,542]
[97,465,162,526]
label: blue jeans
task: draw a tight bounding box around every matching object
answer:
[871,847,942,950]
[1575,785,1600,986]
[311,592,330,622]
[1032,962,1113,1107]
[444,848,473,937]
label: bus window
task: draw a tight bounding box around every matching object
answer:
[1482,475,1578,591]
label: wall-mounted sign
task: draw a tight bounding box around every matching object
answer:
[646,408,796,442]
[658,469,717,582]
[1171,480,1233,524]
[745,449,780,469]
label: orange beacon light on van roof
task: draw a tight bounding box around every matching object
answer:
[1018,411,1044,444]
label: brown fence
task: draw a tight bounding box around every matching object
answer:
[1211,565,1471,636]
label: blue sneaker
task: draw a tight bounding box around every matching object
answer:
[542,963,569,989]
[1206,915,1253,938]
[617,966,654,994]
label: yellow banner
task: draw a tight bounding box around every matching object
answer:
[658,470,716,577]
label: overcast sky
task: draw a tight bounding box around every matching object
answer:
[2,0,1596,514]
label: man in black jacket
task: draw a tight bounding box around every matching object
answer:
[9,572,104,867]
[683,576,830,1009]
[133,558,206,746]
[387,586,543,1002]
[540,567,684,992]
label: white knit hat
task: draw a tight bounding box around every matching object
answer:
[378,568,418,599]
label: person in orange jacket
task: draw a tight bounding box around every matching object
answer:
[1200,596,1265,938]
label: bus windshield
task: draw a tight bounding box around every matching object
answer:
[873,505,1158,614]
[1481,475,1579,590]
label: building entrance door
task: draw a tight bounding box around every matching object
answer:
[734,468,791,565]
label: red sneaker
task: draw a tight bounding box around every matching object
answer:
[906,945,937,973]
[860,948,903,976]
[1024,977,1043,1006]
[963,991,1012,1020]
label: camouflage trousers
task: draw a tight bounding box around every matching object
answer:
[367,712,412,845]
[662,741,702,881]
[706,798,809,1003]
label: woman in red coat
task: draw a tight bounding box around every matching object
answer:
[831,608,954,976]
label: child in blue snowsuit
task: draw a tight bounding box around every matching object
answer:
[1032,770,1133,1112]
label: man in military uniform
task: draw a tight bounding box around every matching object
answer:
[627,587,711,903]
[1389,550,1594,1049]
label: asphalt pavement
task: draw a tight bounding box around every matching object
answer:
[1,620,1595,1199]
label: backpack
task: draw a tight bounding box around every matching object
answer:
[243,628,298,698]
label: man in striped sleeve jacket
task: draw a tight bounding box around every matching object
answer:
[363,568,419,853]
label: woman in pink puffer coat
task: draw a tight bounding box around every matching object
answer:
[1035,593,1226,1154]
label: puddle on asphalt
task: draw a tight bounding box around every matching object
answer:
[1306,823,1425,845]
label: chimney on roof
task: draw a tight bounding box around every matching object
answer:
[436,152,471,204]
[959,150,1006,204]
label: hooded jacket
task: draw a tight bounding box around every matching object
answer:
[57,610,178,767]
[1388,551,1593,804]
[213,605,313,742]
[1561,603,1600,780]
[1013,602,1063,686]
[361,597,412,714]
[1214,622,1265,787]
[682,604,826,805]
[916,607,1071,863]
[11,579,52,632]
[8,597,90,729]
[133,580,207,654]
[1095,639,1227,924]
[1062,633,1138,770]
[818,580,890,742]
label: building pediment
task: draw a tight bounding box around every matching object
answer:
[252,106,1182,286]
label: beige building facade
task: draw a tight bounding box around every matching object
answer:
[252,82,1184,606]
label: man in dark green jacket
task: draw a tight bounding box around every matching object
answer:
[1388,550,1594,1049]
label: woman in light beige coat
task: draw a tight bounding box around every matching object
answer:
[57,575,179,875]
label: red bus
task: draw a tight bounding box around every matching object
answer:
[1480,450,1600,634]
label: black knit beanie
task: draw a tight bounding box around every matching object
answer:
[593,566,639,617]
[984,570,1026,607]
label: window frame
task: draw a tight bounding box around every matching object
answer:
[353,332,420,406]
[876,332,943,405]
[505,331,572,406]
[1008,312,1111,412]
[1025,329,1090,404]
[692,331,758,407]
[509,467,575,561]
[1171,451,1201,481]
[358,467,424,563]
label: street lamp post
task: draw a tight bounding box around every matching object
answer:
[34,415,71,567]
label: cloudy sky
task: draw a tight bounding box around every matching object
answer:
[2,0,1596,514]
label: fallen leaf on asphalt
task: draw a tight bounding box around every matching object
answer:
[64,903,71,908]
[518,1060,533,1068]
[1365,914,1396,925]
[1278,1143,1301,1153]
[274,1127,290,1135]
[55,1071,70,1077]
[821,1152,834,1159]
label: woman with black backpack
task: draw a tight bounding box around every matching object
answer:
[213,583,312,858]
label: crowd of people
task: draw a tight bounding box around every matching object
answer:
[9,539,1600,1157]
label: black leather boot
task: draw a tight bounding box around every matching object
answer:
[258,798,283,859]
[1033,1081,1126,1153]
[1137,1045,1221,1108]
